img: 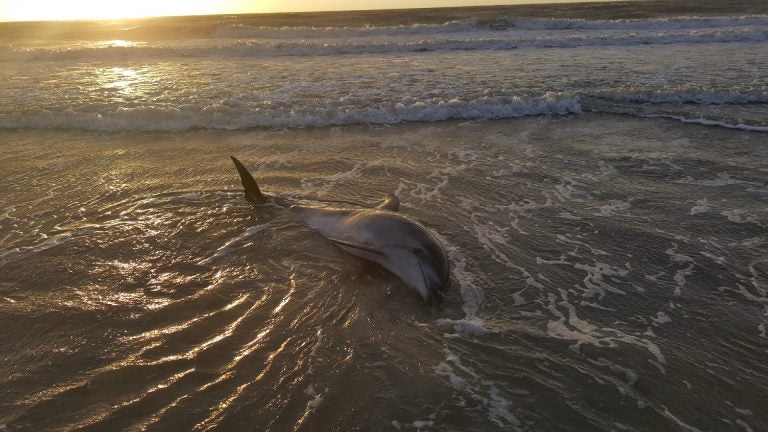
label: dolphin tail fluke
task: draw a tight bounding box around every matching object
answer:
[376,194,400,212]
[230,156,268,204]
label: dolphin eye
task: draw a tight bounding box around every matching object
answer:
[412,247,422,255]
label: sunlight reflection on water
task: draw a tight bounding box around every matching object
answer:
[103,40,135,48]
[97,66,143,94]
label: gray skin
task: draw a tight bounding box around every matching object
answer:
[230,156,449,304]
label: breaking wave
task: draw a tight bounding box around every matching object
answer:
[211,19,481,39]
[0,95,581,132]
[507,15,768,31]
[586,90,768,105]
[188,15,768,39]
[2,17,767,61]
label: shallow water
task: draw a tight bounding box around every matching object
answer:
[2,1,768,430]
[1,114,767,431]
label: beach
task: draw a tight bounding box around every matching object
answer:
[1,1,767,430]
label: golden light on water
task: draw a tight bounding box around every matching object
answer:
[102,40,135,48]
[96,66,147,95]
[2,0,615,22]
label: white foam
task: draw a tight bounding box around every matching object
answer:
[652,312,673,325]
[412,420,434,428]
[545,289,666,364]
[690,199,712,215]
[661,407,704,432]
[588,357,638,386]
[556,235,609,256]
[676,173,753,187]
[666,245,694,264]
[495,196,553,234]
[699,251,726,265]
[672,265,694,296]
[736,419,755,432]
[573,261,628,299]
[437,234,485,320]
[434,349,525,430]
[588,89,768,105]
[718,285,768,307]
[666,245,695,296]
[5,17,768,62]
[644,114,768,133]
[212,15,768,39]
[558,212,581,220]
[594,200,631,217]
[0,95,580,132]
[721,209,759,224]
[553,176,590,202]
[510,15,768,31]
[435,317,490,337]
[212,19,480,39]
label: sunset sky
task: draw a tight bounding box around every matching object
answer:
[0,0,612,22]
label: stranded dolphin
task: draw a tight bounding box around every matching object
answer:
[230,156,450,304]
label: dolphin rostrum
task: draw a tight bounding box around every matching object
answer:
[230,156,450,304]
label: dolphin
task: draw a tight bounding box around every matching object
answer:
[230,156,450,304]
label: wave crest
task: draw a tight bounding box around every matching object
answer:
[3,14,768,61]
[0,95,581,132]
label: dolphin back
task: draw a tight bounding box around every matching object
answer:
[230,156,268,204]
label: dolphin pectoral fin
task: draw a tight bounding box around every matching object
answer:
[375,194,400,212]
[328,238,385,255]
[230,156,268,204]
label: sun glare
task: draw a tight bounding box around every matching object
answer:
[1,0,614,22]
[1,0,239,22]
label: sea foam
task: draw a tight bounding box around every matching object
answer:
[0,95,581,132]
[3,16,768,61]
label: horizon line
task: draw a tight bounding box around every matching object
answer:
[0,0,634,24]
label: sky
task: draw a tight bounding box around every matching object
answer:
[0,0,611,22]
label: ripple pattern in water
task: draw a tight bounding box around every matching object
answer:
[1,115,767,431]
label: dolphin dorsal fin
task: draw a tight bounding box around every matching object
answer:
[230,156,268,204]
[376,194,400,212]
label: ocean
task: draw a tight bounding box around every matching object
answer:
[1,1,767,430]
